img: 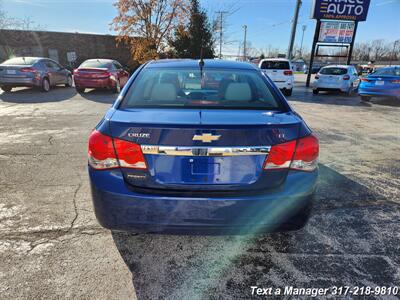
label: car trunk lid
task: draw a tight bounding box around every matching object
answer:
[108,109,302,192]
[75,68,109,79]
[0,65,35,78]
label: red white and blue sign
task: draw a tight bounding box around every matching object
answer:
[318,21,355,43]
[311,0,370,22]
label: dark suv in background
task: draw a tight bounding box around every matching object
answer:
[0,57,72,93]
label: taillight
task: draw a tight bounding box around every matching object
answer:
[263,134,319,172]
[283,70,293,75]
[88,130,147,170]
[88,130,119,170]
[290,135,319,171]
[20,67,37,73]
[343,75,350,80]
[360,77,370,82]
[390,79,400,84]
[113,139,147,169]
[263,140,296,170]
[315,74,319,80]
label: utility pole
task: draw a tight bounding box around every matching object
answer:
[287,0,302,61]
[299,25,306,58]
[243,25,247,61]
[216,11,227,59]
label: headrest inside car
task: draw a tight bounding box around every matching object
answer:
[225,82,252,101]
[150,83,177,101]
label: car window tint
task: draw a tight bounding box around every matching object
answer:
[80,60,110,68]
[320,68,347,75]
[2,57,38,65]
[121,68,285,111]
[260,61,290,70]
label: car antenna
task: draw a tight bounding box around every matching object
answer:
[198,40,205,79]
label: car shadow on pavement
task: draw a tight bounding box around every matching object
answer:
[0,86,76,103]
[78,89,119,104]
[111,164,400,299]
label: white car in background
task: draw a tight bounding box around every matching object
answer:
[259,58,294,96]
[313,65,360,95]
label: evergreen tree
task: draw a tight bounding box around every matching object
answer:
[171,0,214,58]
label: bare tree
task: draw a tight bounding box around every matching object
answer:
[112,0,190,63]
[0,1,43,30]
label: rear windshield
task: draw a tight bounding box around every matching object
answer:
[2,57,38,65]
[80,60,111,68]
[320,67,347,75]
[120,67,285,110]
[260,61,290,70]
[372,67,400,76]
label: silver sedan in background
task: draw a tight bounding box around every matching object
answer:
[0,57,72,93]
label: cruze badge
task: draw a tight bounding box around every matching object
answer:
[192,133,221,143]
[128,132,150,138]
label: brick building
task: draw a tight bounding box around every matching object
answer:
[0,29,133,69]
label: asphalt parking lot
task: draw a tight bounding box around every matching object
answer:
[1,74,399,299]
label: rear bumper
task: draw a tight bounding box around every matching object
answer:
[0,77,39,87]
[358,87,400,98]
[74,76,114,89]
[314,82,350,92]
[89,167,317,234]
[273,80,293,90]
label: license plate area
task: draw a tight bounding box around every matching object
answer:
[375,80,384,86]
[190,158,220,175]
[6,70,16,75]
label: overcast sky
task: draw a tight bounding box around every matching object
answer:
[2,0,400,55]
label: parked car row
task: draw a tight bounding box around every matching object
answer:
[312,64,400,101]
[0,57,129,93]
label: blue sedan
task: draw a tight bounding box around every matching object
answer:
[359,66,400,101]
[88,59,319,234]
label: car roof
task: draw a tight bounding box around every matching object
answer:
[84,59,114,63]
[3,56,43,61]
[146,59,257,70]
[322,65,352,68]
[259,58,290,62]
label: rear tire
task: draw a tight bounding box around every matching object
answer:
[346,84,354,96]
[112,80,121,94]
[0,86,12,93]
[312,89,319,95]
[360,96,371,102]
[41,78,50,92]
[76,87,85,94]
[65,75,73,88]
[284,88,292,96]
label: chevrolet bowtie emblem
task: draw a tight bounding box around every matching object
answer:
[192,133,221,143]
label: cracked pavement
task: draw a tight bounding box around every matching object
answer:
[1,75,399,299]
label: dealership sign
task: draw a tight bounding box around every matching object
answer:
[311,0,370,21]
[318,21,355,43]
